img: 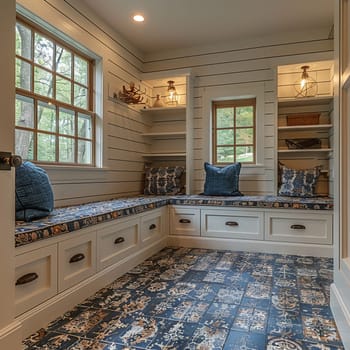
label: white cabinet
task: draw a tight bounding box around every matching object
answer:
[15,244,57,316]
[265,210,332,245]
[169,206,201,236]
[97,217,140,271]
[14,208,168,320]
[140,72,193,194]
[58,229,97,292]
[168,204,333,256]
[201,209,264,240]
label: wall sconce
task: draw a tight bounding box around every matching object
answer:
[167,80,178,105]
[294,65,317,98]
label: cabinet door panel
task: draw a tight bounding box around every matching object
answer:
[97,217,139,271]
[265,211,332,244]
[58,230,96,292]
[201,209,264,240]
[170,207,200,236]
[15,244,57,316]
[141,208,166,246]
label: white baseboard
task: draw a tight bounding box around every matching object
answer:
[17,239,167,339]
[167,236,333,257]
[0,320,22,350]
[331,283,350,350]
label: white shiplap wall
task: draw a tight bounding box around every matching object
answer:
[144,38,334,195]
[17,0,334,203]
[17,0,149,207]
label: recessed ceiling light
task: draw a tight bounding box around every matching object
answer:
[133,14,144,22]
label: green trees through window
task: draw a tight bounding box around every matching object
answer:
[212,99,256,164]
[15,18,94,165]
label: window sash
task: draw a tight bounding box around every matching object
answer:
[15,16,95,166]
[212,98,256,164]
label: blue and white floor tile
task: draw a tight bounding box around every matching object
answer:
[23,247,344,349]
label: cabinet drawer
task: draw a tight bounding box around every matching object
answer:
[265,211,332,244]
[15,244,57,316]
[201,209,264,240]
[141,208,165,246]
[170,206,200,236]
[97,217,139,271]
[58,230,96,292]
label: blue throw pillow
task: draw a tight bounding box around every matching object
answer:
[203,162,242,196]
[15,161,54,222]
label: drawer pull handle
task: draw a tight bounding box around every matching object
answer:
[114,237,125,244]
[291,224,306,230]
[149,224,157,230]
[225,221,239,226]
[69,253,85,263]
[179,219,191,224]
[16,272,38,286]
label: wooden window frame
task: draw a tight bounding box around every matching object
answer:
[15,16,95,166]
[212,98,256,165]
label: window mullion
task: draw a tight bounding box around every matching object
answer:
[30,27,34,93]
[75,111,78,164]
[72,53,75,108]
[34,98,38,161]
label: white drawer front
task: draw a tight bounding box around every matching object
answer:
[141,208,165,246]
[265,212,332,244]
[15,244,57,316]
[97,217,139,271]
[58,230,96,292]
[170,207,200,236]
[201,209,264,240]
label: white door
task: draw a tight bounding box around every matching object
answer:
[0,1,22,348]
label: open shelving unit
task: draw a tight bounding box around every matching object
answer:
[277,61,334,196]
[139,71,193,194]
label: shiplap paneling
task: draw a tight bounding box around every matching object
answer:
[18,0,334,203]
[18,0,148,206]
[143,36,333,195]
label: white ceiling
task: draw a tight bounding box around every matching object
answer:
[80,0,334,55]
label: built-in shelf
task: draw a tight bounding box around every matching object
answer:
[278,148,332,153]
[140,105,186,113]
[278,96,333,107]
[143,153,186,157]
[142,131,186,137]
[278,124,333,131]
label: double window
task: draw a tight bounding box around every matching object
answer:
[212,98,256,164]
[15,18,95,165]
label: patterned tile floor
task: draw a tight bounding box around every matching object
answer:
[23,247,344,349]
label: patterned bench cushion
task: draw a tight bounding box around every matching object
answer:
[15,195,333,247]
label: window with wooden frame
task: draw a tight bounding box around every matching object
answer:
[212,98,256,164]
[15,17,95,166]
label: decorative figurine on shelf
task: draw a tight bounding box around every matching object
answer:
[117,82,145,104]
[152,94,164,108]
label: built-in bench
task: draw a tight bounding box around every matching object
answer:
[14,194,333,339]
[15,195,333,247]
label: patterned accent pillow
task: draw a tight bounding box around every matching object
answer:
[278,166,321,197]
[144,166,185,195]
[203,162,243,196]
